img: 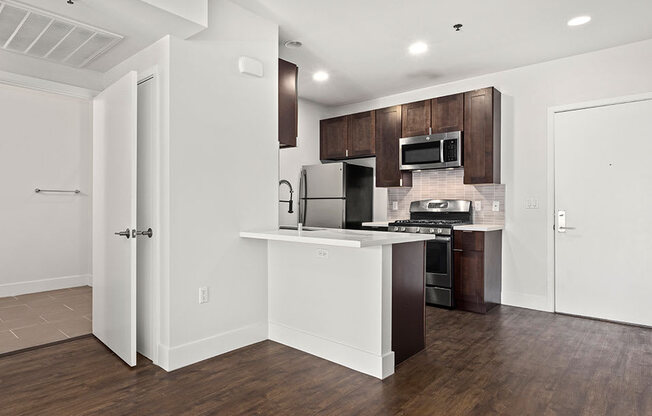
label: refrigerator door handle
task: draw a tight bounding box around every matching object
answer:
[299,169,307,224]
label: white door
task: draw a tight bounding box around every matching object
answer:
[93,71,138,366]
[554,98,652,327]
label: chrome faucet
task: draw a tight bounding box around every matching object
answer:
[279,179,294,213]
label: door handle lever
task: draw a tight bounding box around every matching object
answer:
[114,228,131,239]
[558,226,576,231]
[132,228,153,238]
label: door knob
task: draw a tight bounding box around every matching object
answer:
[114,228,131,239]
[132,228,153,238]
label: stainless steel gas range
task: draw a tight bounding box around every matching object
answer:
[388,200,472,308]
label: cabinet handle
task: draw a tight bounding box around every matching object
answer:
[453,249,463,252]
[345,149,349,157]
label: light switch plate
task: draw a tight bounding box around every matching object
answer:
[492,201,500,212]
[475,201,482,211]
[392,201,398,211]
[525,198,539,209]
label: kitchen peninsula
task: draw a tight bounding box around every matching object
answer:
[240,228,436,379]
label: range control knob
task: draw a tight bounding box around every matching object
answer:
[430,228,435,233]
[389,226,397,232]
[437,228,443,234]
[399,227,406,232]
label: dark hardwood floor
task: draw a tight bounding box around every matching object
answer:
[1,306,650,415]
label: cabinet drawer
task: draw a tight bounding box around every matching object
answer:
[454,230,484,251]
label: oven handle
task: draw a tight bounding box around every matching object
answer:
[431,236,451,243]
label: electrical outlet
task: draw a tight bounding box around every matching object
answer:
[199,287,209,304]
[474,201,482,211]
[392,201,398,211]
[492,201,500,212]
[317,248,329,259]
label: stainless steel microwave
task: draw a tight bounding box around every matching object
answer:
[399,131,462,170]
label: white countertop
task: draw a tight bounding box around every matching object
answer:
[240,228,436,248]
[453,224,504,232]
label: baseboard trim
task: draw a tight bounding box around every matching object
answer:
[269,321,394,380]
[0,274,92,297]
[159,322,268,372]
[501,291,551,312]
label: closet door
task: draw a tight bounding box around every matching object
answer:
[92,71,138,367]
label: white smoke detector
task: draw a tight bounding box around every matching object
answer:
[0,0,123,68]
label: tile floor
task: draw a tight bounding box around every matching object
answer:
[0,286,92,354]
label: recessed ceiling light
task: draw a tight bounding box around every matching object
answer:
[313,71,329,82]
[568,15,591,26]
[284,40,303,49]
[409,42,428,55]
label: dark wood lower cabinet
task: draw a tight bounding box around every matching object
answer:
[453,230,502,313]
[392,241,425,364]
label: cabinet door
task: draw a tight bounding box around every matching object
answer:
[464,87,501,184]
[347,110,375,157]
[453,249,484,310]
[320,116,348,160]
[401,100,431,137]
[278,59,298,148]
[375,106,412,188]
[432,93,464,133]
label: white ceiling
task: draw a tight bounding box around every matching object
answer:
[234,0,652,107]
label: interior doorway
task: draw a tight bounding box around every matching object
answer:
[552,94,652,327]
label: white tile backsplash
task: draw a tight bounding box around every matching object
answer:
[387,169,505,224]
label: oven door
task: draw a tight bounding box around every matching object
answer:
[425,236,452,288]
[399,137,442,170]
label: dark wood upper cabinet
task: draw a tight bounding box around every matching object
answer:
[464,88,501,184]
[278,59,298,148]
[347,111,376,158]
[318,88,501,185]
[401,100,431,137]
[320,116,348,160]
[375,106,412,188]
[431,93,464,133]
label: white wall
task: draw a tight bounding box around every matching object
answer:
[279,98,326,225]
[163,0,278,370]
[0,83,92,296]
[323,38,652,312]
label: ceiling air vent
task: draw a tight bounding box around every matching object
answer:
[0,1,122,68]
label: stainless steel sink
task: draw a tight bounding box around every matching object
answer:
[279,225,324,231]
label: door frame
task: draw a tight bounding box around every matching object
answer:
[546,91,652,313]
[137,66,162,366]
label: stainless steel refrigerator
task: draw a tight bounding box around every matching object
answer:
[298,162,373,229]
